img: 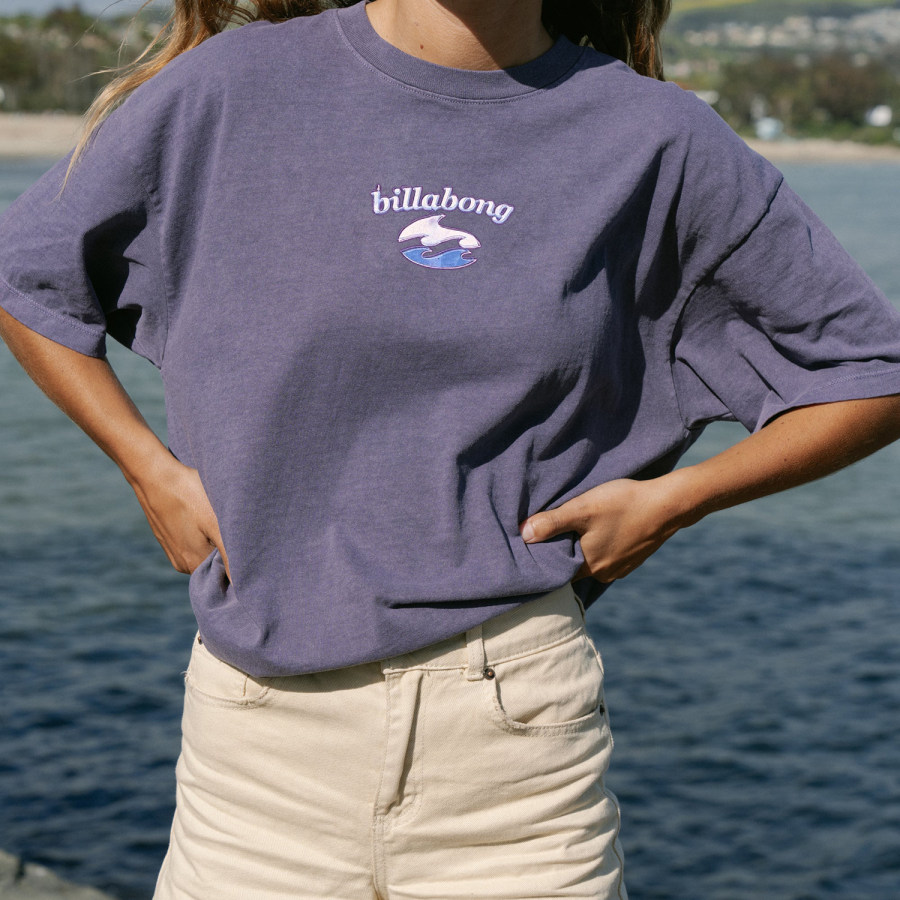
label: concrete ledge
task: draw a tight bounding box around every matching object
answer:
[0,850,116,899]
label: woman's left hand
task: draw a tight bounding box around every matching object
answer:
[519,477,686,583]
[519,396,900,584]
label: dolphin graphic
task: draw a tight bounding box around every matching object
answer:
[398,215,480,269]
[398,215,481,249]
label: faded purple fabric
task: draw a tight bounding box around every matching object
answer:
[3,3,900,675]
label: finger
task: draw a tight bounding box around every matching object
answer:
[572,562,592,581]
[575,555,643,584]
[599,560,642,583]
[576,565,617,584]
[202,516,231,582]
[520,500,585,544]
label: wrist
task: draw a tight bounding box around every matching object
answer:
[117,431,178,491]
[651,466,714,532]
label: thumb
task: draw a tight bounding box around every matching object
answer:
[520,500,582,544]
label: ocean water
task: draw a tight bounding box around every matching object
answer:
[1,155,899,899]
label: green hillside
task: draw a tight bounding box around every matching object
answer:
[670,0,897,25]
[673,0,893,13]
[664,0,900,145]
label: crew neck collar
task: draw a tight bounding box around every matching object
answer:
[335,1,584,101]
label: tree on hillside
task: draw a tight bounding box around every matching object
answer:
[42,4,97,41]
[715,52,900,135]
[0,5,156,113]
[810,54,897,126]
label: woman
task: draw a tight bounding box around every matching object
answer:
[1,0,899,897]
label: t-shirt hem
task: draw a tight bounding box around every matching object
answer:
[756,368,900,431]
[0,274,106,358]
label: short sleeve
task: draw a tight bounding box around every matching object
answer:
[671,179,900,433]
[0,110,167,363]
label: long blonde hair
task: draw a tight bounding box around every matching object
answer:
[69,0,672,175]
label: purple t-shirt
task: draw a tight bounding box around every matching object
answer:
[3,2,900,676]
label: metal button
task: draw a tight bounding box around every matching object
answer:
[483,667,496,680]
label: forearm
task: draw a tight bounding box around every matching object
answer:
[522,394,900,583]
[1,307,228,574]
[662,395,900,529]
[0,306,168,485]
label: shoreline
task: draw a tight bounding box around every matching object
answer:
[3,112,900,165]
[744,136,900,164]
[0,112,84,160]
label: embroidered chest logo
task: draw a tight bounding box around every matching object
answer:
[371,185,515,270]
[398,216,479,269]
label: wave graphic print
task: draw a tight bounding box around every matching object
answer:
[398,215,480,269]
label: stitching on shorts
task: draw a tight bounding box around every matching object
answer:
[382,625,584,674]
[485,624,584,666]
[390,671,427,826]
[184,641,274,709]
[602,780,627,900]
[484,677,604,736]
[183,671,273,710]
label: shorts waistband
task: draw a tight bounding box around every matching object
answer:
[381,583,585,677]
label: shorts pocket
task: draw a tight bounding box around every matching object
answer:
[483,629,606,736]
[184,634,272,709]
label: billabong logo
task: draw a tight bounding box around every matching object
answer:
[371,185,514,225]
[398,215,480,269]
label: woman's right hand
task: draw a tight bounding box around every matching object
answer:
[128,451,230,580]
[0,310,229,579]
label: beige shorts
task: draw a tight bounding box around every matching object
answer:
[154,583,626,899]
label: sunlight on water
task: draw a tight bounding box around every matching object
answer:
[1,157,898,900]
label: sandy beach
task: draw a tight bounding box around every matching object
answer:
[3,111,900,164]
[744,136,900,164]
[0,112,84,160]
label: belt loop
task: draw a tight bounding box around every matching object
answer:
[465,624,486,681]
